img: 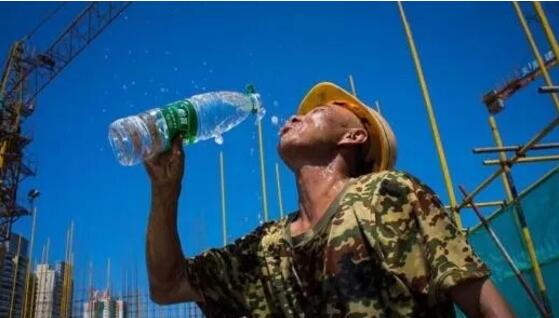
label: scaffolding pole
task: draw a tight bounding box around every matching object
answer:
[397,2,462,228]
[483,154,559,165]
[534,2,559,89]
[348,74,357,96]
[473,142,559,154]
[274,163,285,218]
[22,205,37,318]
[513,2,559,113]
[489,116,553,317]
[219,152,227,245]
[256,116,269,222]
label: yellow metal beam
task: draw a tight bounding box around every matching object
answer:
[488,116,552,316]
[275,163,285,218]
[534,2,559,94]
[257,115,269,222]
[219,151,227,245]
[22,206,37,318]
[488,116,514,202]
[483,154,559,165]
[348,74,357,96]
[513,1,559,113]
[397,2,462,228]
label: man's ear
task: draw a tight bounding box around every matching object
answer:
[338,128,368,146]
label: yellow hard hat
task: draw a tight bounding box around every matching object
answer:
[297,82,397,172]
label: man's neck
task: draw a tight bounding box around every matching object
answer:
[291,162,350,236]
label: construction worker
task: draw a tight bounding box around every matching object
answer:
[145,82,514,317]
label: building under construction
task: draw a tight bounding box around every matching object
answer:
[0,1,558,317]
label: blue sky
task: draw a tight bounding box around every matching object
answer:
[2,1,559,298]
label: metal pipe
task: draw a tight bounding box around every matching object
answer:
[275,163,285,218]
[539,86,559,94]
[219,152,227,245]
[458,186,549,318]
[397,2,462,228]
[458,115,559,210]
[534,2,559,87]
[348,74,357,96]
[256,117,269,222]
[445,200,505,209]
[22,205,38,318]
[513,2,559,112]
[483,154,559,166]
[473,142,559,154]
[503,167,553,316]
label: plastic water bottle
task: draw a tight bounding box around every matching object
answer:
[108,90,263,166]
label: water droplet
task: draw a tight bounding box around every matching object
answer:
[202,61,208,66]
[273,100,279,107]
[160,87,168,93]
[164,50,171,55]
[173,66,179,72]
[102,108,107,113]
[104,54,109,60]
[249,147,255,156]
[127,49,132,55]
[124,15,129,21]
[121,84,128,90]
[131,81,136,86]
[214,134,224,145]
[271,115,279,125]
[255,107,266,124]
[145,49,150,54]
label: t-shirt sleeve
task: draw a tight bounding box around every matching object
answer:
[401,173,490,301]
[184,227,263,316]
[372,172,490,303]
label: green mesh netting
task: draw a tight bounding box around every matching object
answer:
[462,165,559,317]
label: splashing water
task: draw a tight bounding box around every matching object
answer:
[214,134,224,145]
[271,115,279,125]
[254,107,266,125]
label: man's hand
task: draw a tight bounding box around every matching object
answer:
[145,136,185,197]
[145,135,201,304]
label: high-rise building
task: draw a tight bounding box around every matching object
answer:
[34,261,73,318]
[83,290,127,318]
[0,233,29,318]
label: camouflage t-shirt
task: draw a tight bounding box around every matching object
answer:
[185,170,490,317]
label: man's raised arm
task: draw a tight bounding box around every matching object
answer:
[145,137,202,304]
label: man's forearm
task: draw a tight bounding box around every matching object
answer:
[451,278,515,318]
[146,185,186,300]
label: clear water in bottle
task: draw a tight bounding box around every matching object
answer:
[108,91,262,166]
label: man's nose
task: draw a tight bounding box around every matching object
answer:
[288,115,302,123]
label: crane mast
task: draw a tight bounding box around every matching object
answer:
[0,2,131,244]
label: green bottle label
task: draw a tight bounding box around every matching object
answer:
[160,100,198,144]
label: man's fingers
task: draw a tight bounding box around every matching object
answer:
[171,135,184,157]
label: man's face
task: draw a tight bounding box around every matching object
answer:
[278,104,366,167]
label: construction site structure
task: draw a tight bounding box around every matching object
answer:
[399,2,558,317]
[0,2,131,248]
[1,1,558,317]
